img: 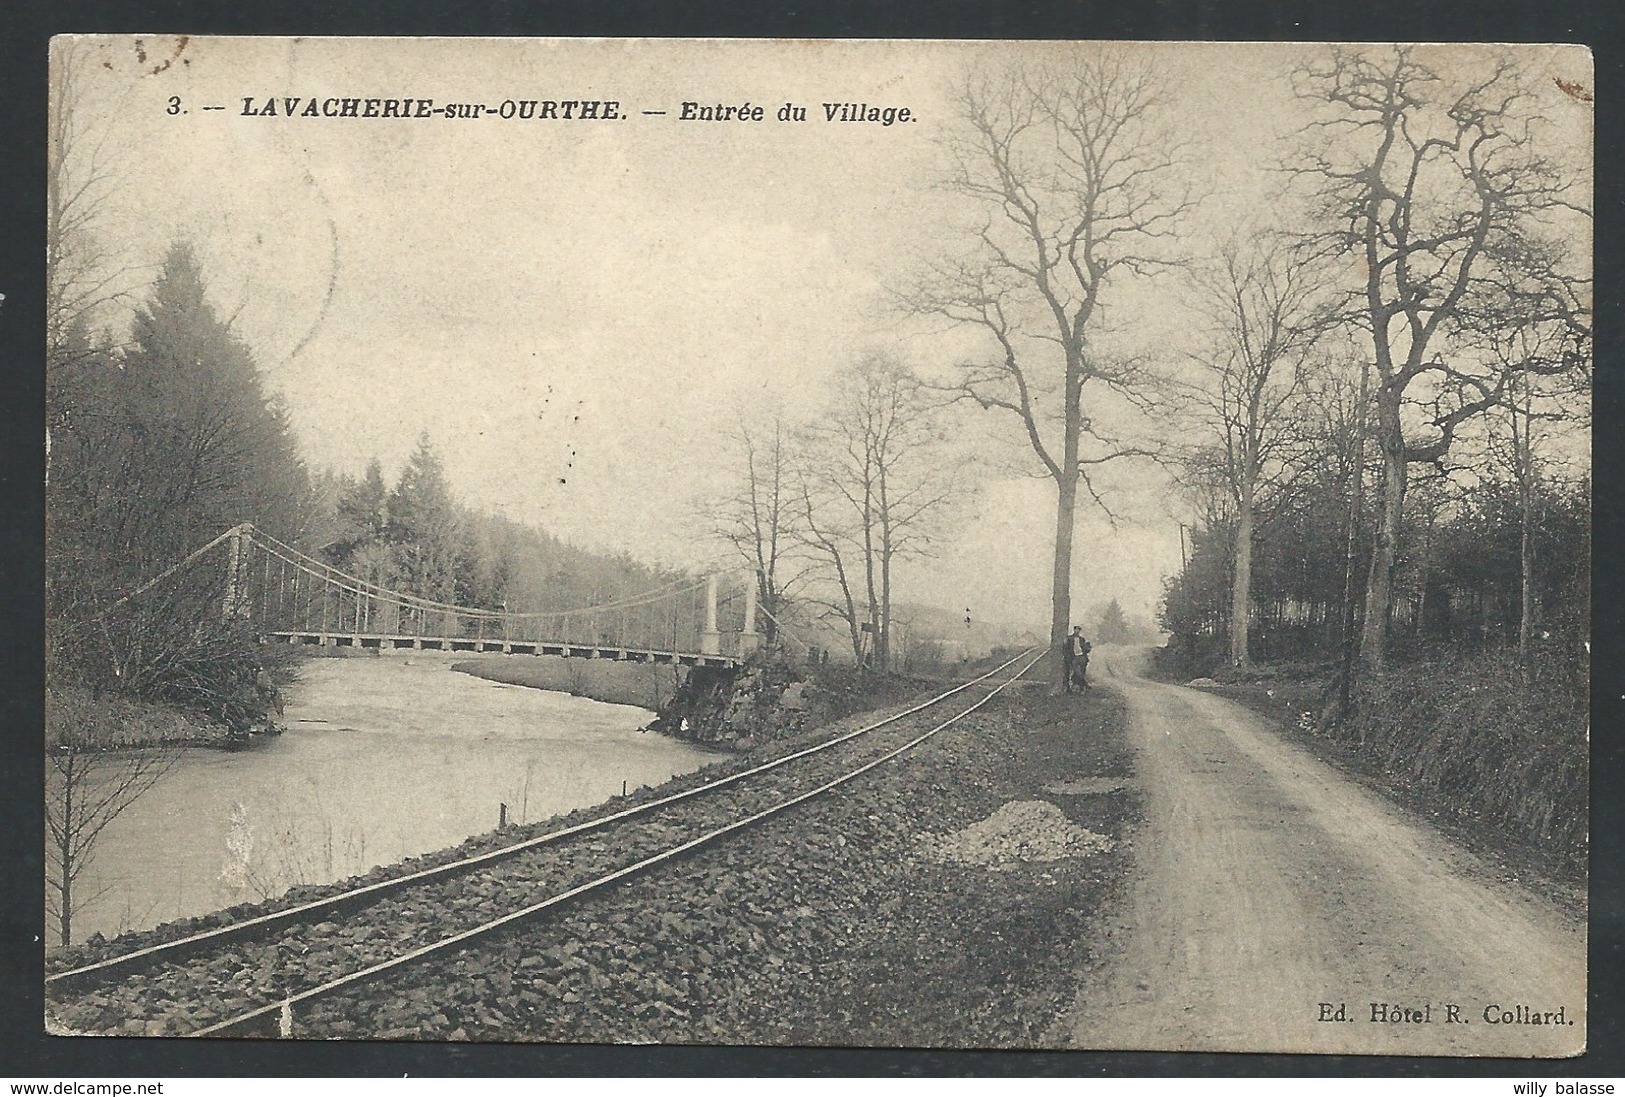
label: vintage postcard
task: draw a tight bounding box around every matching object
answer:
[44,36,1590,1055]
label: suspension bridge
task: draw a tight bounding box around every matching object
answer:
[125,523,762,668]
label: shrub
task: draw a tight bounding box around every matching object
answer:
[47,685,216,748]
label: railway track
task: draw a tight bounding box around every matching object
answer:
[46,648,1044,1038]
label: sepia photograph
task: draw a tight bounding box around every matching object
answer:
[42,36,1591,1056]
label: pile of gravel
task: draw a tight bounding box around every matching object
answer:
[915,800,1113,871]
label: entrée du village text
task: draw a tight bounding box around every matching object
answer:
[234,96,916,124]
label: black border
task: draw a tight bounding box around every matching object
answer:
[4,0,1621,1079]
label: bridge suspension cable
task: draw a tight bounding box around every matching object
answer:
[246,527,711,619]
[94,523,758,667]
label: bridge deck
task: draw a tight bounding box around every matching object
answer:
[266,631,739,668]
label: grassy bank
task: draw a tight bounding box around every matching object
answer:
[1339,649,1587,882]
[46,685,264,750]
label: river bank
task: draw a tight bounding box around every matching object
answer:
[46,685,280,751]
[47,656,713,951]
[452,655,678,711]
[456,654,940,751]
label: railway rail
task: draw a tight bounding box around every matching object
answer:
[46,647,1044,1038]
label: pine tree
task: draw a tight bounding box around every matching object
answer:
[116,241,312,565]
[329,458,390,563]
[1096,598,1131,644]
[387,433,467,604]
[48,241,313,702]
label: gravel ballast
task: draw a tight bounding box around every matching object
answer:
[290,687,1139,1047]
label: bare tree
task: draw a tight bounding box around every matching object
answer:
[715,414,811,647]
[45,696,176,948]
[1181,235,1325,667]
[47,41,137,644]
[47,40,132,365]
[1479,313,1591,675]
[1291,45,1590,673]
[798,356,955,669]
[796,470,866,665]
[913,53,1189,689]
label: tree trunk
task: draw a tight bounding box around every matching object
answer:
[862,498,879,671]
[826,548,864,666]
[880,543,893,673]
[1360,393,1408,674]
[1519,511,1535,682]
[1413,515,1432,639]
[1051,471,1078,691]
[1230,475,1254,668]
[59,875,73,949]
[1336,358,1371,709]
[1517,421,1536,684]
[56,754,75,948]
[1509,377,1536,682]
[758,583,778,645]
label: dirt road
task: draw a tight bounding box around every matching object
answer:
[1067,647,1586,1057]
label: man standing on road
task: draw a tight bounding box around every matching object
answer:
[1063,625,1092,693]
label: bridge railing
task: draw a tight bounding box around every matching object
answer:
[232,527,753,658]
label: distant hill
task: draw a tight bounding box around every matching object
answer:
[762,599,1038,669]
[890,601,1038,659]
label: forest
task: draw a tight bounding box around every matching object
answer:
[46,243,690,730]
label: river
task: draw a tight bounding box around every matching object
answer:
[66,654,717,946]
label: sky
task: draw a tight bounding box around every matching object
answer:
[53,37,1593,635]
